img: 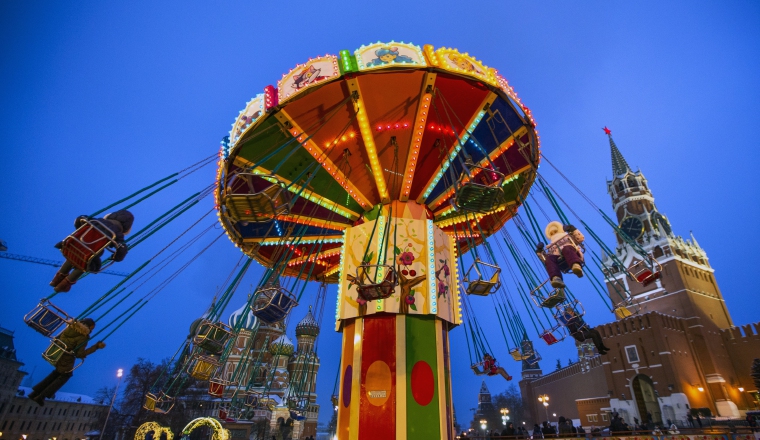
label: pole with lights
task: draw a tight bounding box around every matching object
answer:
[501,408,510,426]
[538,394,549,422]
[99,368,123,440]
[480,419,487,438]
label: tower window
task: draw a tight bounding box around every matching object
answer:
[624,345,640,363]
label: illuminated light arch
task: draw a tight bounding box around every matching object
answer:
[134,422,174,440]
[181,417,230,440]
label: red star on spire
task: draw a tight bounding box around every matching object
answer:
[603,126,611,135]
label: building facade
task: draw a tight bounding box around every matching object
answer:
[519,131,760,429]
[0,326,107,440]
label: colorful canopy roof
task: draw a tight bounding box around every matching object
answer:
[217,42,540,282]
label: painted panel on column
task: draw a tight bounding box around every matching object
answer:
[338,320,355,437]
[359,315,396,440]
[406,315,441,438]
[432,224,459,324]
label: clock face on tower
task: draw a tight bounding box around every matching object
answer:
[619,216,644,240]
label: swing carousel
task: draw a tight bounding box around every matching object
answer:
[21,41,667,440]
[215,42,539,439]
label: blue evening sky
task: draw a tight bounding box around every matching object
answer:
[1,0,758,428]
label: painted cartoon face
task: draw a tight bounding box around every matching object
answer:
[448,54,475,72]
[379,53,396,63]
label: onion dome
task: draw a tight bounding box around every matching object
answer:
[295,307,320,337]
[269,334,294,357]
[228,302,258,331]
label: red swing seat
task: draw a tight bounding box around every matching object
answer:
[540,331,559,345]
[629,258,662,286]
[61,219,118,271]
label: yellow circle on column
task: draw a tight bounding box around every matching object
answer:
[365,360,392,406]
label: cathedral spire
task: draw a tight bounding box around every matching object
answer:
[604,126,631,176]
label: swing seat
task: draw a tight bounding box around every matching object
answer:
[61,219,118,271]
[525,349,542,365]
[208,377,237,398]
[454,163,505,213]
[193,320,233,355]
[24,302,70,337]
[463,260,501,296]
[208,379,226,398]
[250,284,298,323]
[218,408,229,420]
[455,184,505,213]
[244,391,262,408]
[540,331,560,345]
[224,175,292,223]
[356,264,398,301]
[143,392,175,414]
[42,339,83,371]
[509,348,532,361]
[629,258,662,286]
[330,394,339,409]
[187,353,220,381]
[613,305,634,319]
[554,299,585,325]
[529,279,568,308]
[540,290,567,308]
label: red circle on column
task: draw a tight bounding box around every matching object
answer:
[342,365,352,407]
[410,361,435,406]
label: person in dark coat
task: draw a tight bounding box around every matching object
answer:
[51,210,134,292]
[555,305,610,355]
[533,424,543,438]
[542,421,555,437]
[502,421,516,437]
[28,318,105,405]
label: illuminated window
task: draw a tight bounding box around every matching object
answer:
[601,414,609,422]
[587,414,598,422]
[625,345,640,363]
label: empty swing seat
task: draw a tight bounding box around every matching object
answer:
[143,392,175,414]
[463,260,501,296]
[614,306,634,319]
[187,353,220,381]
[24,302,70,337]
[61,219,118,271]
[629,258,662,286]
[251,284,298,323]
[224,176,292,223]
[540,330,560,345]
[454,163,506,213]
[529,283,567,308]
[193,320,233,355]
[208,379,227,398]
[509,348,533,361]
[356,264,397,301]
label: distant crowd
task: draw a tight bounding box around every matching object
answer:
[460,410,759,439]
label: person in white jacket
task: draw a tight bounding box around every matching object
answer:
[536,221,585,289]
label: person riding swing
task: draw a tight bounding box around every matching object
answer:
[471,353,512,381]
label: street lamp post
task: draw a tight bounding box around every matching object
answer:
[501,408,510,426]
[538,394,550,422]
[99,369,123,440]
[480,419,487,439]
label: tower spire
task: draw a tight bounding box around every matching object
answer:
[604,126,631,176]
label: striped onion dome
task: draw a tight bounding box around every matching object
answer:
[228,302,258,331]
